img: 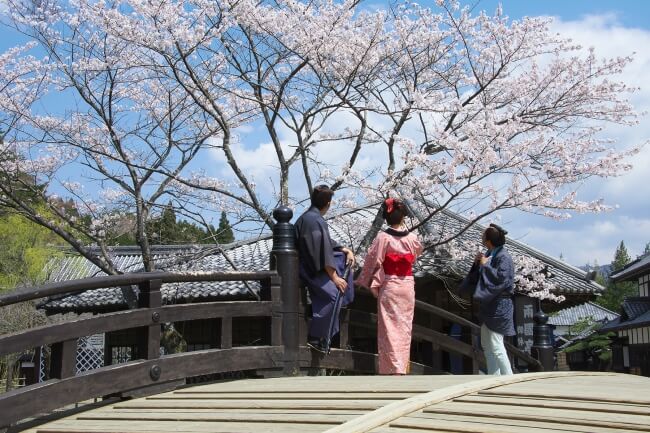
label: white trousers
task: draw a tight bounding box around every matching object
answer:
[481,323,513,375]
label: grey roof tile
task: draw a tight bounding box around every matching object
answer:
[610,254,650,282]
[41,206,604,314]
[621,297,650,321]
[548,302,619,327]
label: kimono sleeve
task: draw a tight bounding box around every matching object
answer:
[355,234,388,296]
[296,212,337,274]
[411,234,423,258]
[473,254,514,303]
[458,263,479,297]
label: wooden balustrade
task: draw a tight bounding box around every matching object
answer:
[0,206,544,428]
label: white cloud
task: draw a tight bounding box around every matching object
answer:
[509,14,650,265]
[509,214,650,266]
[204,12,650,265]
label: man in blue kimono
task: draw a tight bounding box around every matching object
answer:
[295,185,355,353]
[459,223,515,375]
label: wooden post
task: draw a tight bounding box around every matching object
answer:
[470,329,481,374]
[531,300,554,371]
[50,339,77,379]
[137,279,162,365]
[270,206,300,376]
[220,317,233,349]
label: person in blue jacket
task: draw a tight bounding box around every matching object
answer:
[460,223,515,375]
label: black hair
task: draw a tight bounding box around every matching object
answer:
[382,198,410,226]
[484,223,507,247]
[311,185,334,210]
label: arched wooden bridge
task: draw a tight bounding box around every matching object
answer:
[0,208,627,432]
[19,372,650,433]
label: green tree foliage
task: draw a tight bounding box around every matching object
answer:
[563,331,616,363]
[612,241,631,272]
[644,242,650,256]
[216,211,235,244]
[0,213,63,291]
[111,203,222,245]
[562,316,615,372]
[595,241,638,312]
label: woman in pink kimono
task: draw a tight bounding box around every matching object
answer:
[356,198,422,374]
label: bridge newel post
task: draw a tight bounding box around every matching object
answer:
[270,206,301,376]
[531,300,554,371]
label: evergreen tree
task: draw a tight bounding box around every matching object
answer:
[216,212,235,244]
[612,241,631,272]
[159,203,177,244]
[595,241,638,312]
[644,242,650,257]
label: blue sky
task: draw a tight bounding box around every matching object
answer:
[467,1,650,267]
[1,0,649,267]
[476,0,650,28]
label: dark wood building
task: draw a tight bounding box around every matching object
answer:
[601,254,650,376]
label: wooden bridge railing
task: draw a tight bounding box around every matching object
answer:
[0,206,544,428]
[0,271,285,427]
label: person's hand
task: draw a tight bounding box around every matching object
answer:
[340,247,355,266]
[474,251,483,264]
[345,249,356,267]
[479,255,489,266]
[333,275,348,292]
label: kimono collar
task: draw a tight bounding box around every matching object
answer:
[486,246,503,258]
[385,227,409,238]
[308,206,325,219]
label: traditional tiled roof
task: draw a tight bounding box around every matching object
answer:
[40,206,604,314]
[548,302,619,327]
[621,297,650,321]
[415,209,604,296]
[600,297,650,332]
[601,311,650,332]
[610,254,650,282]
[41,239,273,314]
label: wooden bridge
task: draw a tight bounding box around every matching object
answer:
[1,207,639,432]
[18,372,650,432]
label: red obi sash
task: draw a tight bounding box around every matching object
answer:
[383,253,415,276]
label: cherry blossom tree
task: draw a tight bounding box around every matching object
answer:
[0,0,643,298]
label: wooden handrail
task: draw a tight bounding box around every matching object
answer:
[0,271,278,307]
[415,299,542,369]
[0,346,284,427]
[0,301,273,357]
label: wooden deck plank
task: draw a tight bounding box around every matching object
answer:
[32,420,331,433]
[422,401,650,431]
[172,375,480,393]
[392,413,632,433]
[373,429,464,433]
[481,374,650,404]
[480,388,650,404]
[76,411,354,424]
[113,398,391,410]
[147,392,417,399]
[97,407,369,415]
[455,394,650,415]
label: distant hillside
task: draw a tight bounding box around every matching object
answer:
[580,263,613,280]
